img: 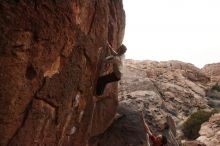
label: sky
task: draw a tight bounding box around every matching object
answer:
[123,0,220,68]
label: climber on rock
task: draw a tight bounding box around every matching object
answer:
[95,42,127,96]
[140,112,168,146]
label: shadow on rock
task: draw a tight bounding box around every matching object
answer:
[89,104,146,146]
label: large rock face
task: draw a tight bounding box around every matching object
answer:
[119,60,210,134]
[0,1,125,146]
[202,63,220,83]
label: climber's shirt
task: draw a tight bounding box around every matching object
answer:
[149,135,156,143]
[149,135,161,146]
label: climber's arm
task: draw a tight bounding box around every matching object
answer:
[141,112,153,136]
[107,42,118,56]
[143,121,153,136]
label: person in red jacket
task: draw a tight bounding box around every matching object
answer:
[141,112,168,146]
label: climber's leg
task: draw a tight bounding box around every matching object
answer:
[96,72,121,96]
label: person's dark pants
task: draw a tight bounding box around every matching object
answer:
[96,72,120,96]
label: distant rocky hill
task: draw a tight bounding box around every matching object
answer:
[119,60,210,134]
[202,63,220,83]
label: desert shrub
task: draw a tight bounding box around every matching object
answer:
[211,83,220,92]
[182,110,216,140]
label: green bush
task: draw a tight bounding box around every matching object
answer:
[211,83,220,92]
[182,110,216,140]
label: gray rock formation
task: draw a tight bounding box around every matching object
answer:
[119,60,210,135]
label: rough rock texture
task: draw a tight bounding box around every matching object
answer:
[197,113,220,146]
[0,1,125,146]
[181,140,206,146]
[202,63,220,83]
[119,60,210,135]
